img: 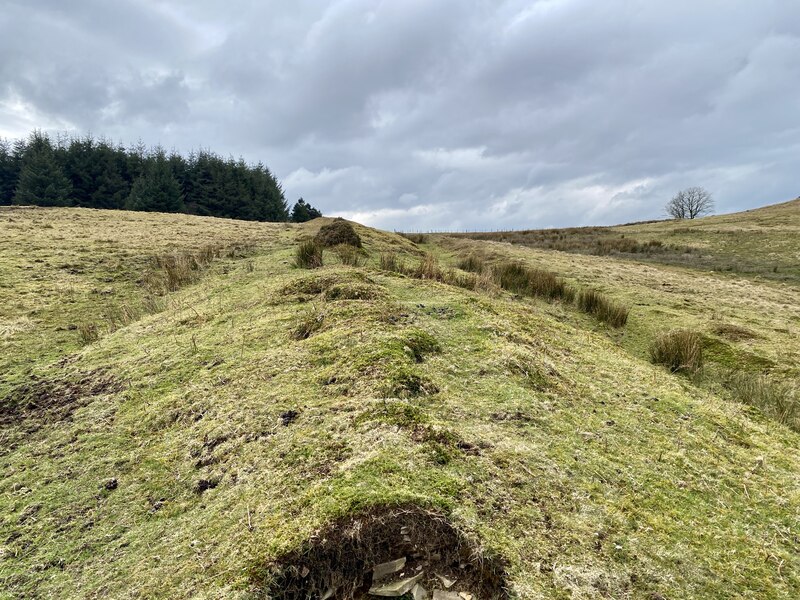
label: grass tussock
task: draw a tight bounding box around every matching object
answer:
[334,244,364,267]
[379,251,403,272]
[457,254,486,274]
[313,219,362,248]
[400,232,427,244]
[295,241,323,269]
[650,330,703,373]
[413,253,442,280]
[722,372,799,431]
[492,262,568,301]
[291,306,325,340]
[78,322,99,345]
[576,289,629,327]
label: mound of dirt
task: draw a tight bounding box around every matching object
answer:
[255,505,508,599]
[314,219,363,248]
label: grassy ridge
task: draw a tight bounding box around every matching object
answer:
[0,207,798,598]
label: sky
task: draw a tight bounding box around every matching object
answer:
[1,1,799,230]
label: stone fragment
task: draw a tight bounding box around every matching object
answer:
[435,573,456,588]
[372,557,407,581]
[432,592,461,600]
[369,572,424,597]
[412,583,429,600]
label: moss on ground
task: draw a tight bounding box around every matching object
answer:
[0,206,798,599]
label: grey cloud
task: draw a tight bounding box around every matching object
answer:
[1,0,799,230]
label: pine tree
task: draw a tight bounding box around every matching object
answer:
[13,132,73,207]
[0,139,18,205]
[291,198,322,222]
[125,152,184,213]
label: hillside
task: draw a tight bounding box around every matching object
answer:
[1,205,798,599]
[456,198,800,284]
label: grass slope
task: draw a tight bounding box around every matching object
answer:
[456,197,800,284]
[1,207,798,599]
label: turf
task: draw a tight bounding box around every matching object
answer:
[1,205,798,599]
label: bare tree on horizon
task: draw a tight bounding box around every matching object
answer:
[666,187,714,219]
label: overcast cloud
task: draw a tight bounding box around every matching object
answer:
[2,1,799,230]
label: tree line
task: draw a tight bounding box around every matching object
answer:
[0,130,322,222]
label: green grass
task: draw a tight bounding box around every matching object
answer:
[0,206,799,599]
[454,197,800,284]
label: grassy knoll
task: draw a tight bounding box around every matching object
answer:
[1,207,798,598]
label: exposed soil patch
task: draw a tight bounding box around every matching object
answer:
[255,505,508,599]
[0,369,122,436]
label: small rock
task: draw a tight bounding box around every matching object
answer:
[372,557,406,581]
[459,593,473,600]
[435,573,456,589]
[300,565,309,578]
[369,572,424,597]
[432,592,461,600]
[412,584,429,600]
[320,587,336,600]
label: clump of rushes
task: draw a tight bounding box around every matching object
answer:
[492,262,530,294]
[335,244,364,267]
[492,262,568,301]
[457,254,486,273]
[379,251,403,272]
[650,330,703,373]
[413,253,442,280]
[400,232,427,244]
[577,289,629,327]
[295,241,323,269]
[722,372,799,431]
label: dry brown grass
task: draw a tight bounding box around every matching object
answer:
[576,289,629,327]
[295,241,324,269]
[650,330,703,373]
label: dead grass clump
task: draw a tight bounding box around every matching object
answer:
[400,232,427,244]
[576,289,629,327]
[291,306,325,340]
[711,323,759,341]
[443,269,478,290]
[295,241,323,269]
[492,262,530,294]
[255,505,507,599]
[492,262,568,301]
[379,251,403,272]
[457,254,486,274]
[722,372,799,431]
[155,253,202,291]
[78,322,100,344]
[314,219,362,248]
[650,330,703,373]
[335,244,365,267]
[412,253,442,280]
